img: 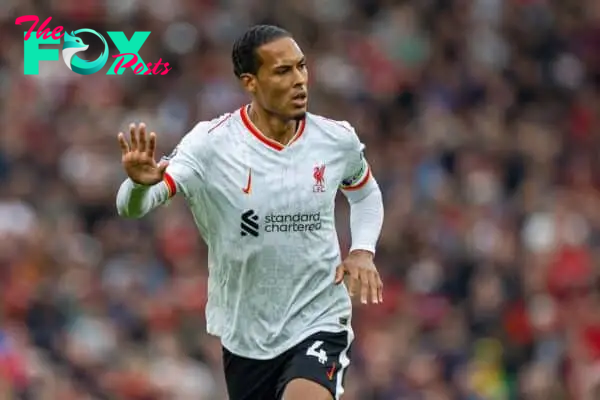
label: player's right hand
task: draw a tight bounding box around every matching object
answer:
[118,123,168,186]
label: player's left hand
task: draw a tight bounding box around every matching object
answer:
[334,250,383,304]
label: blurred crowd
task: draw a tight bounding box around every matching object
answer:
[2,0,600,398]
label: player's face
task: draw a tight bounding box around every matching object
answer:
[245,37,308,120]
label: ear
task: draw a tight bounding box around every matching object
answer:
[239,73,257,94]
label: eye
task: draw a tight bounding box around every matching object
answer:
[275,66,291,75]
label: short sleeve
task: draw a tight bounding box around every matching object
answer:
[163,123,209,198]
[340,126,371,191]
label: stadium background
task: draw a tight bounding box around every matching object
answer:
[1,0,600,398]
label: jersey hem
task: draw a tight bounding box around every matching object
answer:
[214,324,351,360]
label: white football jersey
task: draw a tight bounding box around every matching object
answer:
[163,105,371,359]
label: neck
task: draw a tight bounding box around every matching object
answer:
[248,102,297,146]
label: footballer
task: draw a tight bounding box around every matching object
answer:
[116,25,384,400]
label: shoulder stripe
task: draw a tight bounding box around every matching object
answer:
[207,113,233,134]
[313,115,353,133]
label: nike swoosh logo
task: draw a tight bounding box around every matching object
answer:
[242,168,252,194]
[326,362,336,381]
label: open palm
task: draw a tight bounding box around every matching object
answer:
[118,123,168,186]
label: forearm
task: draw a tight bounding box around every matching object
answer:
[116,178,170,218]
[342,178,384,254]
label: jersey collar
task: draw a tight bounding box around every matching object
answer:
[240,105,306,151]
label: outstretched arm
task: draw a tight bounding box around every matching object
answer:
[115,122,202,218]
[116,178,171,218]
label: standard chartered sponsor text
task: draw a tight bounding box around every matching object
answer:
[264,212,322,232]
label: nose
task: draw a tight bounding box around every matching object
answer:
[293,66,307,87]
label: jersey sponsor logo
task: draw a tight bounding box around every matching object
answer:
[240,209,259,237]
[313,164,326,193]
[264,212,321,232]
[239,210,323,237]
[242,168,252,194]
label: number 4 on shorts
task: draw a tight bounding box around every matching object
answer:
[306,340,328,364]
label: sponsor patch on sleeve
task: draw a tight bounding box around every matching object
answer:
[341,158,367,187]
[161,146,178,162]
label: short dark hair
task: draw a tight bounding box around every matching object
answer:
[231,25,292,78]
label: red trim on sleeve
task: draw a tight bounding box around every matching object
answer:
[164,173,177,197]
